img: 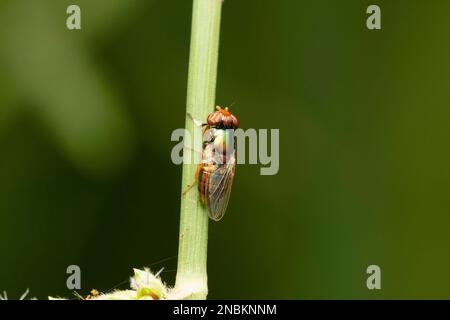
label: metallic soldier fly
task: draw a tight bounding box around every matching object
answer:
[185,106,239,221]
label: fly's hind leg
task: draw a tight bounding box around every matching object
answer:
[182,164,202,196]
[181,183,195,196]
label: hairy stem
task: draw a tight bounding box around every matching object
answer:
[174,0,223,300]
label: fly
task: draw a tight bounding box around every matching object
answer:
[184,106,239,221]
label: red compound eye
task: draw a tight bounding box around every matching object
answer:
[207,106,239,129]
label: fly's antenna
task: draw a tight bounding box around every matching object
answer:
[228,101,236,109]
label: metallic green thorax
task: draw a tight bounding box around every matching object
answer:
[208,128,235,165]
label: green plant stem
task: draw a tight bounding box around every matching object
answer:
[175,0,223,300]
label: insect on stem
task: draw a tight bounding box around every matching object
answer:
[175,0,224,300]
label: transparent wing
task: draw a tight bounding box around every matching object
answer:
[206,156,236,221]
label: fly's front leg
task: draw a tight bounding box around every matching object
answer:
[184,146,203,155]
[184,112,206,170]
[182,164,202,196]
[187,112,207,128]
[182,112,207,196]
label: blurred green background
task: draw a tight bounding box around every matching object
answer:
[1,0,450,299]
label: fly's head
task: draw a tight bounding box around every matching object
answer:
[207,106,239,129]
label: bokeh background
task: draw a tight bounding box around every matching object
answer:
[1,0,450,299]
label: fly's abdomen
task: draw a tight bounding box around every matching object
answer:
[198,164,213,205]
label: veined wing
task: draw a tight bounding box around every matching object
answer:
[206,154,236,221]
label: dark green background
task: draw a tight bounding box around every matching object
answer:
[0,0,449,299]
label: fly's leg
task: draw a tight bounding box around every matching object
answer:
[184,146,203,155]
[182,164,202,196]
[182,112,207,196]
[181,183,195,196]
[187,112,208,128]
[184,112,206,168]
